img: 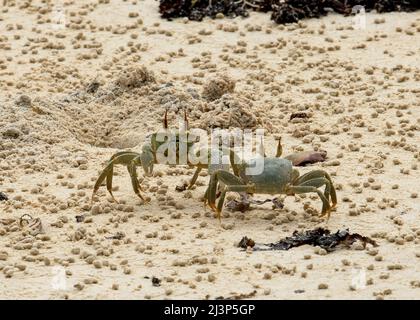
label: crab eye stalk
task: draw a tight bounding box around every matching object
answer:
[183,107,189,131]
[275,136,283,158]
[163,108,168,129]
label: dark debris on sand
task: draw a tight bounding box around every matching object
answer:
[159,0,420,24]
[152,276,162,287]
[159,0,250,21]
[215,290,257,300]
[239,228,378,252]
[0,192,8,201]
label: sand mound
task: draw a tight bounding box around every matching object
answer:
[114,66,156,90]
[1,66,269,152]
[198,94,261,129]
[202,74,236,101]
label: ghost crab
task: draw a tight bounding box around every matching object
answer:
[205,156,337,222]
[91,109,236,203]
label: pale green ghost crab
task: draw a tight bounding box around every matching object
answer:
[91,109,236,203]
[205,155,337,222]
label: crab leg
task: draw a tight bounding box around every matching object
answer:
[127,160,146,202]
[228,147,243,178]
[106,165,116,203]
[287,185,332,220]
[299,177,332,207]
[295,170,337,207]
[275,137,282,158]
[207,170,251,222]
[187,167,202,189]
[91,152,141,203]
[257,136,266,157]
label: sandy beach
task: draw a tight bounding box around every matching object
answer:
[0,0,419,300]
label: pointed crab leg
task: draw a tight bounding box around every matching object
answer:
[106,165,117,203]
[91,152,141,203]
[287,185,332,220]
[127,160,147,202]
[295,170,337,208]
[187,167,202,189]
[257,136,266,157]
[207,170,250,222]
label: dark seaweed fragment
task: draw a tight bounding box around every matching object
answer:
[152,276,161,287]
[238,236,256,248]
[239,228,378,252]
[175,183,188,192]
[159,0,250,21]
[272,0,327,24]
[215,290,257,300]
[159,0,420,25]
[290,112,309,120]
